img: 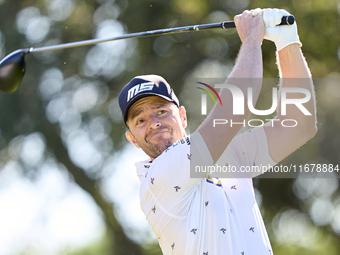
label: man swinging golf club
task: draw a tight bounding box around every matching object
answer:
[119,8,317,255]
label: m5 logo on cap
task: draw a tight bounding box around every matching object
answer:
[127,82,155,102]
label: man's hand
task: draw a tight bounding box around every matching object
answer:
[234,9,265,44]
[263,8,302,51]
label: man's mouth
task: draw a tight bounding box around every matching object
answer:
[146,130,169,142]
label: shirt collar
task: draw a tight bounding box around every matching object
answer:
[135,160,152,181]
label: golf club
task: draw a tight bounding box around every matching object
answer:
[0,16,294,94]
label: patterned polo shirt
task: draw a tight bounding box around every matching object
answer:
[135,126,276,255]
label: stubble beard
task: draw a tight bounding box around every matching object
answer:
[146,138,175,159]
[142,126,182,159]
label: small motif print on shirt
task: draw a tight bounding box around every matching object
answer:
[191,228,198,235]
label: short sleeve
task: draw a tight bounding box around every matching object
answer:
[215,126,277,178]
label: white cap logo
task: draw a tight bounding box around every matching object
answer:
[127,82,155,102]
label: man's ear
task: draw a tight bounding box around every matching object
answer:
[179,106,187,128]
[125,131,141,148]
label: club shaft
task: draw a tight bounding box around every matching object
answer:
[27,15,294,54]
[29,21,235,54]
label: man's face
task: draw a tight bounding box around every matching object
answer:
[125,96,187,160]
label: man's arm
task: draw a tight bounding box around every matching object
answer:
[264,45,317,163]
[197,10,264,163]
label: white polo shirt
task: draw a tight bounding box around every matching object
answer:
[135,127,276,255]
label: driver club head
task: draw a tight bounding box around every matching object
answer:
[0,49,30,93]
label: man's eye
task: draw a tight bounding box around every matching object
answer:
[136,119,145,125]
[158,110,166,115]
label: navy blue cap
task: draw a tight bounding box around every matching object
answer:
[119,75,179,123]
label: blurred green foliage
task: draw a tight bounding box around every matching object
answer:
[0,0,339,254]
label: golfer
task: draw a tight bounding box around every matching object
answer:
[118,8,317,255]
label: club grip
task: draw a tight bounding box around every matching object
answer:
[279,15,295,25]
[221,15,295,29]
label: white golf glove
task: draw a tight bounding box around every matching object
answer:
[262,8,302,51]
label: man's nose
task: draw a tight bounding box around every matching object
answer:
[149,115,161,129]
